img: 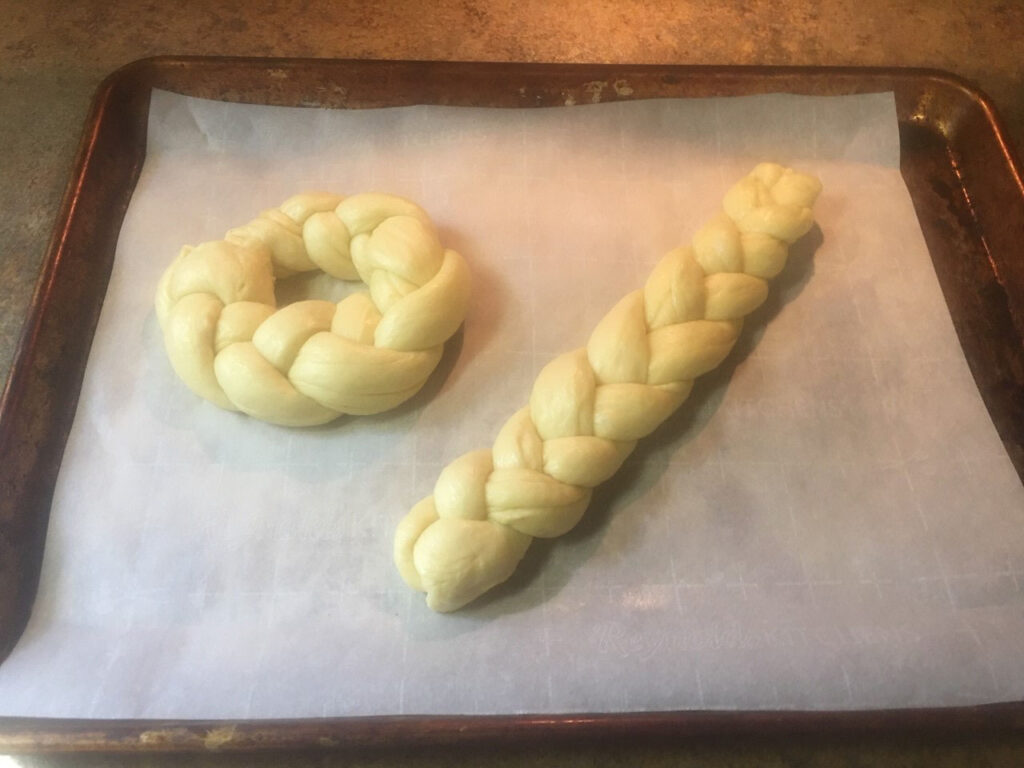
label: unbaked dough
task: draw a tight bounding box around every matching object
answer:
[394,163,822,612]
[155,193,470,426]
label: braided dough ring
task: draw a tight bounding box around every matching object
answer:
[395,163,822,612]
[155,193,470,426]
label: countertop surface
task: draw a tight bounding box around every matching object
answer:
[2,1,1023,765]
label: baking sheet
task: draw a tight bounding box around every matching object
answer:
[1,88,1023,718]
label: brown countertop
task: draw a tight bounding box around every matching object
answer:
[2,1,1023,765]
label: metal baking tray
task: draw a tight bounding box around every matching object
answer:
[1,58,1022,753]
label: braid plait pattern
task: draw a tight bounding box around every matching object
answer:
[155,193,470,426]
[395,163,822,612]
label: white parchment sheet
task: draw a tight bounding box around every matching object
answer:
[2,89,1024,718]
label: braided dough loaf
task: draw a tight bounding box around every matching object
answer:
[395,163,822,612]
[155,193,470,426]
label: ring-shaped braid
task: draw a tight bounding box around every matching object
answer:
[395,164,822,612]
[155,193,471,426]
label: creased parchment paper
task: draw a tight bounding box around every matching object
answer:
[2,89,1023,718]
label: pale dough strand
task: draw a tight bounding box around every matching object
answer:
[155,193,470,426]
[395,163,822,612]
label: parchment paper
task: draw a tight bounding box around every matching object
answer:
[2,89,1023,717]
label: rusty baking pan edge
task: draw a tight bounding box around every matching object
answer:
[2,703,1024,754]
[0,65,148,663]
[0,58,1022,753]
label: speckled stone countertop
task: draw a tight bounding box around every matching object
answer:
[2,1,1023,766]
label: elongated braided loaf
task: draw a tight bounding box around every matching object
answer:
[395,163,822,612]
[155,193,470,426]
